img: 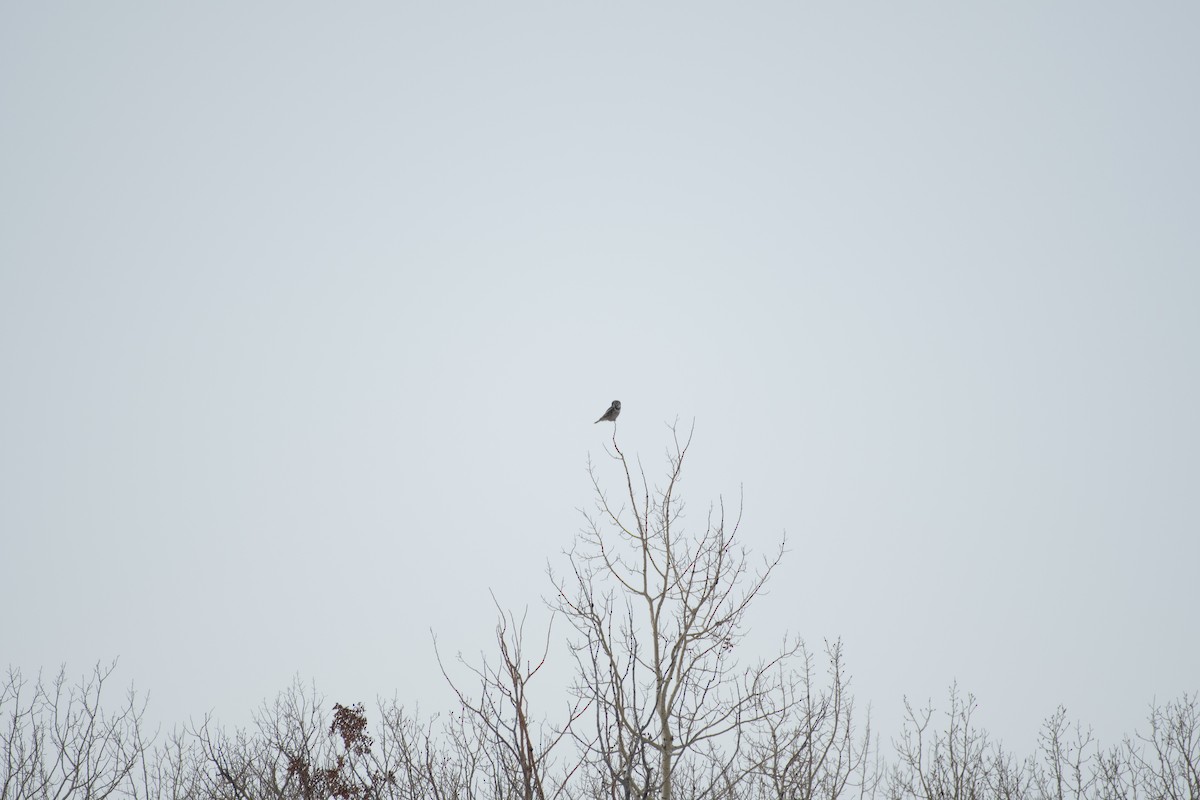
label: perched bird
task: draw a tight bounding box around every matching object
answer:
[594,400,621,423]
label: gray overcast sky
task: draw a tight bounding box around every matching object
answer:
[2,2,1197,756]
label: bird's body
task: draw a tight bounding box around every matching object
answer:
[595,400,621,423]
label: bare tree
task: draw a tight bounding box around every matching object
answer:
[372,701,477,800]
[887,685,990,800]
[551,423,804,800]
[743,639,879,800]
[1130,693,1200,800]
[1028,706,1094,800]
[0,661,151,800]
[134,727,206,800]
[436,595,587,800]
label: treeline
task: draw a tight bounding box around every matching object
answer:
[5,429,1197,799]
[3,661,1197,800]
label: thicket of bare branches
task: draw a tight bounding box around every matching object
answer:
[4,430,1197,799]
[0,661,149,800]
[8,666,1192,800]
[435,594,588,800]
[884,687,1200,800]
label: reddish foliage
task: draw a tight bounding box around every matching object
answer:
[283,702,393,800]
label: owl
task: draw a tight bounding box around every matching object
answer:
[594,400,621,423]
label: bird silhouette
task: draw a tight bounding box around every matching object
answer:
[594,400,621,423]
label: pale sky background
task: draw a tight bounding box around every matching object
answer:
[2,2,1197,758]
